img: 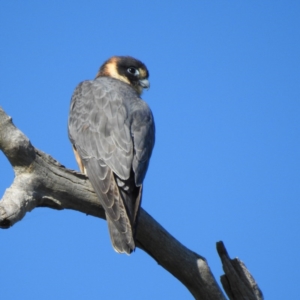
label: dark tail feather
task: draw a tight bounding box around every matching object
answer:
[107,216,135,255]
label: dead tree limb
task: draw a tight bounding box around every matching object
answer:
[217,241,264,300]
[0,107,263,300]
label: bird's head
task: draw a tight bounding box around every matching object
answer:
[96,56,150,95]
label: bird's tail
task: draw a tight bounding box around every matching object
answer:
[106,173,142,254]
[107,215,135,255]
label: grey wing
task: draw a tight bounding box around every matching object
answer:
[68,78,155,188]
[131,103,155,186]
[68,78,155,253]
[68,79,136,253]
[68,79,133,179]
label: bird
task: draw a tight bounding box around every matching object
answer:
[68,56,155,254]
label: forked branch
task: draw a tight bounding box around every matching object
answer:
[0,107,263,300]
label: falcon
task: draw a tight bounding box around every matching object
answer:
[68,56,155,254]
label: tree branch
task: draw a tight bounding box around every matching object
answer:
[217,241,264,300]
[0,107,263,299]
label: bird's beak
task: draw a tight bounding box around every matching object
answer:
[139,78,150,89]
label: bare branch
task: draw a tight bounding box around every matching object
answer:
[217,241,264,300]
[0,106,263,299]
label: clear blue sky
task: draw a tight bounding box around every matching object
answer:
[1,1,299,299]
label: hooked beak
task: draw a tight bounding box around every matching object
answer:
[139,78,150,89]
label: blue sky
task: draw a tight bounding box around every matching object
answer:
[0,1,299,299]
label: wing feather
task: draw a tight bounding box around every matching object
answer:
[68,76,154,254]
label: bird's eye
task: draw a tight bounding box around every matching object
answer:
[127,67,139,76]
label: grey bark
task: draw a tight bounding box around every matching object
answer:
[0,107,263,300]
